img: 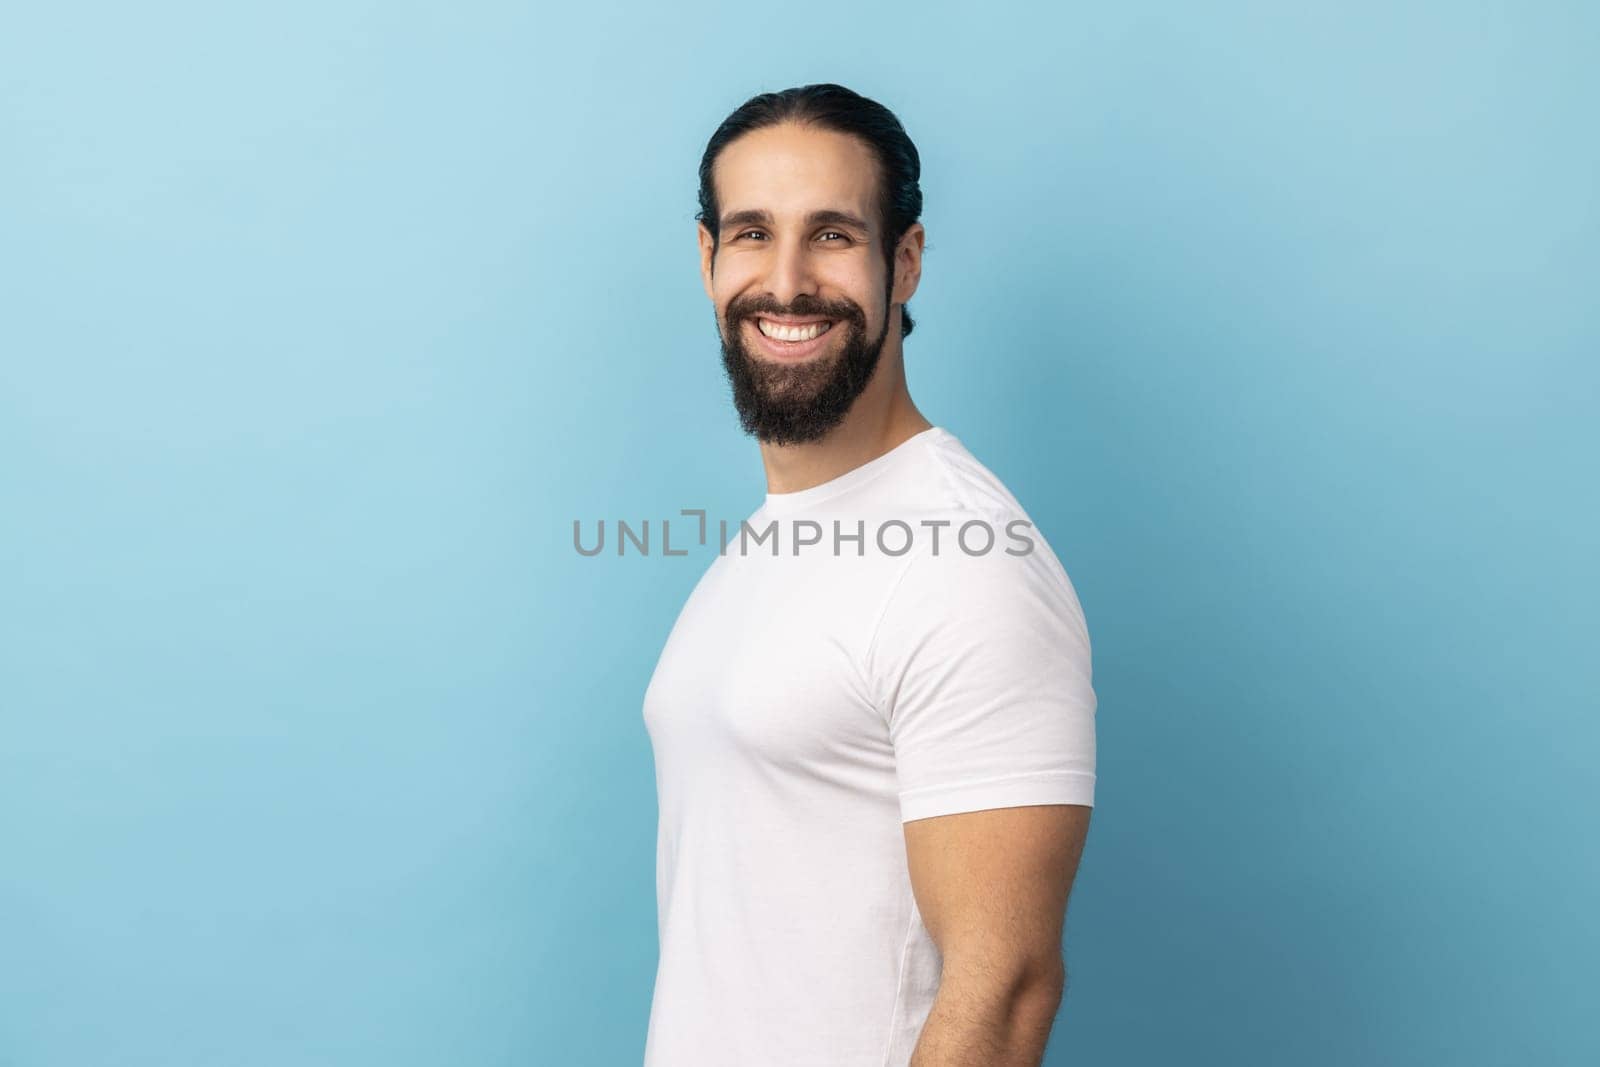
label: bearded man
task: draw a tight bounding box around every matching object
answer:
[642,82,1098,1067]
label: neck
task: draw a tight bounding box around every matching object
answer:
[757,336,932,495]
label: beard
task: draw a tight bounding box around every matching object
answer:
[717,284,891,445]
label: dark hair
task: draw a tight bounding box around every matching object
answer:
[696,83,922,339]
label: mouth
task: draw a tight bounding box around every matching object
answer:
[745,316,837,360]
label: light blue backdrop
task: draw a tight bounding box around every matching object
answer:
[2,2,1595,1064]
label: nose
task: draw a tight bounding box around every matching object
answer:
[763,232,818,309]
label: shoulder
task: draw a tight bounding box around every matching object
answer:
[876,515,1087,643]
[863,504,1093,716]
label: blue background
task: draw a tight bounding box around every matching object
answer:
[2,2,1595,1064]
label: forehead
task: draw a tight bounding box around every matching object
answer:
[713,123,878,226]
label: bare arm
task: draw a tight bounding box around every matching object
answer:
[904,803,1091,1066]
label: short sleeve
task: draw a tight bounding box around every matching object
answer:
[867,536,1097,823]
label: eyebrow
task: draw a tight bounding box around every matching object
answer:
[719,208,872,234]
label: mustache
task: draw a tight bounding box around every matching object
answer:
[728,296,866,324]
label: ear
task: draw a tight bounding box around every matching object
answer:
[891,222,925,307]
[698,223,717,303]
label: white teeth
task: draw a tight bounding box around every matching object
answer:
[758,318,831,342]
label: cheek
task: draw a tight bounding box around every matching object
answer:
[712,268,760,313]
[842,259,887,300]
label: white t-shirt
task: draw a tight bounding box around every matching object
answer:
[641,426,1096,1066]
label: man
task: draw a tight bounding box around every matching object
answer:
[642,83,1097,1066]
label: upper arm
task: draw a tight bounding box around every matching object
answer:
[868,530,1098,992]
[903,803,1091,992]
[869,535,1097,825]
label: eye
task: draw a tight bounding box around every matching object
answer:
[732,228,850,243]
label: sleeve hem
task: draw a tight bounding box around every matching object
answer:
[899,770,1096,823]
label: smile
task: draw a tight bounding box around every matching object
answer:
[757,318,834,342]
[746,316,838,361]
